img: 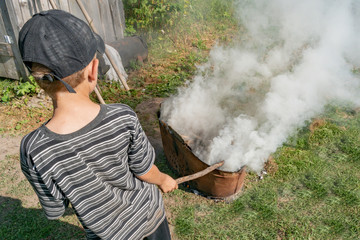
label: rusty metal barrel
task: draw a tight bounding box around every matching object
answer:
[159,120,246,200]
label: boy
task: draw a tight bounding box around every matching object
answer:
[18,10,177,240]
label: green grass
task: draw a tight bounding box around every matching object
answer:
[0,200,85,240]
[0,155,85,240]
[170,106,360,240]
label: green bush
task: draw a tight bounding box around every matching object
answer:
[123,0,182,32]
[0,76,39,103]
[123,0,235,34]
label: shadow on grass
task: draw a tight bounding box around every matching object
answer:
[0,196,85,240]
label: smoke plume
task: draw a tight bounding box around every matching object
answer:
[160,0,360,173]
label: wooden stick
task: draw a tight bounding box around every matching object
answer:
[94,87,105,104]
[74,0,130,91]
[96,84,102,94]
[48,0,57,9]
[175,161,225,184]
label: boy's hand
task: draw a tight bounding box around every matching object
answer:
[137,165,178,193]
[158,174,178,193]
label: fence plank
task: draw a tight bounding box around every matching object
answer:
[35,0,51,11]
[109,0,124,40]
[0,57,7,79]
[11,0,25,29]
[68,0,87,23]
[18,0,32,24]
[4,0,28,79]
[0,2,8,34]
[0,43,13,56]
[27,0,35,17]
[36,0,47,11]
[0,11,10,79]
[0,56,19,79]
[98,0,115,43]
[78,0,105,40]
[57,0,70,12]
[30,0,39,13]
[6,0,21,39]
[117,0,125,38]
[0,0,28,80]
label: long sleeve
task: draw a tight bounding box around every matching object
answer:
[127,114,155,176]
[20,137,68,220]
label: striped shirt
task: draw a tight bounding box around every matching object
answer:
[20,104,165,240]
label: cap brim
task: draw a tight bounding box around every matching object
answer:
[94,33,105,54]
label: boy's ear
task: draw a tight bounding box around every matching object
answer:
[88,58,99,82]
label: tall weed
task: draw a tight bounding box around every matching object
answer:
[123,0,236,34]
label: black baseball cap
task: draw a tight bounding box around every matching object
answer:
[18,9,105,93]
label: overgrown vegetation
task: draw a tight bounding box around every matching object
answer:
[0,76,39,103]
[123,0,182,34]
[123,0,235,34]
[1,0,359,239]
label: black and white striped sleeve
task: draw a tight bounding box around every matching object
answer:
[127,114,155,176]
[20,137,68,220]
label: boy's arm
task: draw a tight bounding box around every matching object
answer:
[136,165,178,193]
[20,140,68,220]
[127,111,177,192]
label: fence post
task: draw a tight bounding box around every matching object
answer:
[0,0,28,81]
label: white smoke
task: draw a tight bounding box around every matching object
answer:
[160,0,360,173]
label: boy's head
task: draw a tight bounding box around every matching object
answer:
[18,9,105,94]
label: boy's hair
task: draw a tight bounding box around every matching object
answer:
[31,63,86,96]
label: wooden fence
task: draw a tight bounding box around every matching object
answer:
[0,0,126,80]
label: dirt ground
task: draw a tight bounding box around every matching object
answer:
[0,93,52,163]
[0,135,22,163]
[134,98,164,152]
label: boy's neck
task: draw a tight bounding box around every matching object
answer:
[52,91,94,109]
[46,92,101,134]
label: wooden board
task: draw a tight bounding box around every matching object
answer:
[57,0,70,12]
[98,0,115,43]
[0,4,20,80]
[67,0,88,24]
[35,0,51,11]
[78,0,105,39]
[0,56,19,79]
[10,0,25,29]
[109,0,125,40]
[6,0,21,39]
[0,56,7,78]
[0,43,13,56]
[0,12,12,78]
[0,0,30,80]
[0,6,8,36]
[18,0,32,25]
